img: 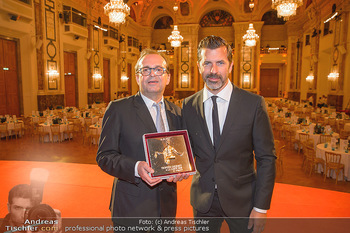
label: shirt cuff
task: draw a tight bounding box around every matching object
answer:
[253,207,267,214]
[135,161,141,177]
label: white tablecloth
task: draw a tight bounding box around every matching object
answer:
[296,130,339,149]
[316,143,349,181]
[39,122,72,142]
[0,121,24,138]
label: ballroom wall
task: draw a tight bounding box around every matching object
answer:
[0,0,349,116]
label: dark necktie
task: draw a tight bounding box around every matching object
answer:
[212,96,220,149]
[154,102,165,133]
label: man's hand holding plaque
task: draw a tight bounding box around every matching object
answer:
[138,161,190,186]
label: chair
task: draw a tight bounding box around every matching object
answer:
[276,145,286,176]
[90,128,100,147]
[327,118,337,131]
[84,118,93,131]
[274,117,284,139]
[51,124,61,143]
[12,122,22,139]
[324,152,345,184]
[82,128,92,145]
[297,132,309,155]
[64,124,73,141]
[304,145,325,176]
[30,122,39,141]
[284,128,298,149]
[0,124,8,140]
[319,134,332,144]
[316,115,325,125]
[38,125,50,143]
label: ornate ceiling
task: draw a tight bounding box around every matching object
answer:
[97,0,347,32]
[124,0,282,27]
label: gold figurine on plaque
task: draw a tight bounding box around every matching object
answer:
[154,138,184,165]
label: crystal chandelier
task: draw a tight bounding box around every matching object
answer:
[168,1,183,47]
[272,0,303,20]
[168,25,183,47]
[242,23,259,47]
[104,0,130,25]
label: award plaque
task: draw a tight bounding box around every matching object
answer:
[143,130,196,179]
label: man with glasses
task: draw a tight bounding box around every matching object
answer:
[97,49,188,228]
[1,184,33,232]
[182,36,275,233]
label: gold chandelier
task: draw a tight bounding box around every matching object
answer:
[242,23,259,47]
[104,0,130,25]
[168,1,183,47]
[168,25,183,47]
[271,0,303,20]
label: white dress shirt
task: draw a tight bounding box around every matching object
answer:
[203,82,266,214]
[203,82,232,144]
[140,93,169,132]
[135,93,169,177]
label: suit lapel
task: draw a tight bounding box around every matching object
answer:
[164,100,176,131]
[216,85,241,152]
[196,90,214,149]
[134,92,157,132]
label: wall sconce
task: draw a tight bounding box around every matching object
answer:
[306,73,314,90]
[93,73,102,79]
[120,72,128,89]
[181,73,189,88]
[327,64,339,90]
[47,69,59,90]
[93,68,102,89]
[242,72,251,89]
[306,73,314,83]
[121,72,129,81]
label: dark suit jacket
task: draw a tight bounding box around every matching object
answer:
[96,92,182,218]
[182,84,276,217]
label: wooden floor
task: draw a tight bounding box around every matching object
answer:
[1,131,350,193]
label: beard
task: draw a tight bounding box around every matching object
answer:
[204,73,227,91]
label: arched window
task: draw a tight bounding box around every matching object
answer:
[261,11,285,25]
[199,10,234,27]
[154,16,173,29]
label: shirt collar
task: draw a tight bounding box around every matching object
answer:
[140,92,164,109]
[203,81,233,103]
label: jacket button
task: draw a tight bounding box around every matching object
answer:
[212,178,215,182]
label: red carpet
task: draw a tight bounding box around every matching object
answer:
[1,160,350,218]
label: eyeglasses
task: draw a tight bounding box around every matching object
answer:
[138,67,167,76]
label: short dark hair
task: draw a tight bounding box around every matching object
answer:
[197,35,232,63]
[8,184,32,204]
[135,49,170,74]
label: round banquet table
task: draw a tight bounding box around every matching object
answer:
[0,120,24,138]
[295,130,339,149]
[39,122,73,142]
[316,143,350,181]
